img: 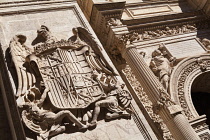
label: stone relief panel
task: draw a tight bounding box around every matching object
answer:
[10,26,133,139]
[130,24,197,41]
[164,38,206,60]
[0,2,158,139]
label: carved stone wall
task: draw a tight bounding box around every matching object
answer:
[0,1,158,140]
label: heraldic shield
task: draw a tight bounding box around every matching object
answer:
[9,26,132,139]
[30,46,105,109]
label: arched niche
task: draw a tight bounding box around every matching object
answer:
[191,72,210,126]
[169,54,210,120]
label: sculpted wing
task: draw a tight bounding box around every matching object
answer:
[10,35,36,97]
[76,27,118,75]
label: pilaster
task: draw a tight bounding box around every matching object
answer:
[119,42,200,140]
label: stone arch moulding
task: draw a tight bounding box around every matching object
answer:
[169,54,210,120]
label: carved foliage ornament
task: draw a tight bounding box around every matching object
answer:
[10,25,132,139]
[122,65,174,140]
[130,24,197,41]
[170,55,210,120]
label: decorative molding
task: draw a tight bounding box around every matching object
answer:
[130,24,197,41]
[122,65,174,140]
[199,132,210,140]
[169,54,210,120]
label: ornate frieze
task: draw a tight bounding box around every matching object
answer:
[10,25,133,139]
[130,24,197,41]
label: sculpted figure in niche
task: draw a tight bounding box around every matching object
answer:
[150,47,173,91]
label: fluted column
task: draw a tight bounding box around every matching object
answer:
[121,46,200,140]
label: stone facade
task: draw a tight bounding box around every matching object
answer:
[1,0,210,140]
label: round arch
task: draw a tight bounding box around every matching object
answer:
[169,54,210,120]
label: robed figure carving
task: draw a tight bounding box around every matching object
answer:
[9,25,132,139]
[149,47,174,91]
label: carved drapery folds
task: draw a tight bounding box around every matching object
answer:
[149,46,176,91]
[10,25,133,139]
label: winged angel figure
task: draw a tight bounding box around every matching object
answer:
[9,25,132,139]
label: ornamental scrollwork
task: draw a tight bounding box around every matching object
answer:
[107,18,123,27]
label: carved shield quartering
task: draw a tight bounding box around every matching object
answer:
[29,40,104,109]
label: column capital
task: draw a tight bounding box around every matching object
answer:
[115,33,139,57]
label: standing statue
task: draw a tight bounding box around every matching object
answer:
[150,48,173,91]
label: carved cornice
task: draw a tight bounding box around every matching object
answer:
[124,11,204,30]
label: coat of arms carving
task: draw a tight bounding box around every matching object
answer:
[9,25,132,139]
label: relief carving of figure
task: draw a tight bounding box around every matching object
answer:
[9,25,132,139]
[20,83,87,140]
[150,47,174,91]
[89,72,132,127]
